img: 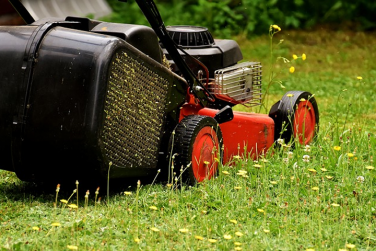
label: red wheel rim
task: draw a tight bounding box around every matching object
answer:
[191,126,220,182]
[293,101,316,145]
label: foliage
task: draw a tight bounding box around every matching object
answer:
[103,0,376,37]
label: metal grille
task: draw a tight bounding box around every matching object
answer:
[212,62,262,106]
[102,51,169,168]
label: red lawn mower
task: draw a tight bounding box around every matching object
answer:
[0,0,319,184]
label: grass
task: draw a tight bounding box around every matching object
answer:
[1,28,376,250]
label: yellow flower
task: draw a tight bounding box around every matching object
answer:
[366,166,374,170]
[150,227,160,232]
[347,153,354,158]
[234,242,242,246]
[179,228,189,233]
[201,210,207,214]
[51,222,61,227]
[166,184,172,188]
[326,176,333,180]
[195,235,204,240]
[287,93,294,97]
[223,234,232,240]
[270,181,278,185]
[208,239,218,243]
[257,209,265,214]
[234,186,242,190]
[263,229,270,233]
[68,204,78,209]
[289,66,295,73]
[124,191,132,195]
[230,219,238,224]
[308,168,317,173]
[60,199,68,204]
[302,53,307,60]
[222,171,230,175]
[306,249,315,251]
[238,170,247,174]
[67,245,78,250]
[235,247,242,251]
[339,249,347,251]
[235,231,244,237]
[312,187,319,191]
[149,206,158,211]
[253,164,262,169]
[300,98,306,101]
[272,24,281,31]
[134,238,140,243]
[331,203,340,207]
[345,243,356,249]
[333,146,341,151]
[321,168,327,172]
[32,226,40,231]
[293,54,298,60]
[357,76,363,80]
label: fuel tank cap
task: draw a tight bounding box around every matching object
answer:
[166,25,215,47]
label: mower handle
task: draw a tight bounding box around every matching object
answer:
[133,0,215,107]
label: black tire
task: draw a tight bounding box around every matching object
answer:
[269,91,319,145]
[172,115,223,185]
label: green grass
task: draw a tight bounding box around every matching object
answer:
[1,29,376,250]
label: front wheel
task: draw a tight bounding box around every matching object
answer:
[172,115,223,185]
[269,91,319,145]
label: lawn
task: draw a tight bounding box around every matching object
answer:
[1,27,376,250]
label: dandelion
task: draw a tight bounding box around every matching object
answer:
[312,187,319,191]
[302,53,307,60]
[51,222,61,227]
[149,206,158,211]
[263,229,270,233]
[356,176,365,183]
[270,181,278,185]
[331,203,340,207]
[32,226,40,231]
[356,76,363,80]
[222,171,230,175]
[67,245,78,250]
[235,247,242,251]
[134,238,140,243]
[287,93,294,97]
[234,186,242,190]
[166,183,172,188]
[230,219,238,224]
[289,66,295,73]
[253,164,262,169]
[272,24,281,31]
[208,239,218,243]
[60,199,68,204]
[235,242,242,246]
[68,204,78,209]
[347,153,354,158]
[306,249,315,251]
[150,227,160,232]
[326,176,333,180]
[303,155,310,162]
[124,191,132,195]
[366,166,374,170]
[293,54,298,60]
[345,243,356,249]
[308,168,316,173]
[235,231,244,237]
[179,228,189,233]
[321,168,327,172]
[333,146,341,151]
[257,209,265,214]
[300,98,306,101]
[238,170,247,174]
[195,235,204,240]
[201,210,207,214]
[223,234,232,240]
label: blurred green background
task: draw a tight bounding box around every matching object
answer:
[105,0,376,37]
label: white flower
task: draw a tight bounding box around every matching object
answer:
[293,162,299,169]
[302,155,310,162]
[277,138,284,145]
[304,145,311,152]
[357,176,365,183]
[283,158,289,163]
[287,151,293,159]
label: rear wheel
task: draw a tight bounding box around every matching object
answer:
[173,115,223,185]
[269,91,319,145]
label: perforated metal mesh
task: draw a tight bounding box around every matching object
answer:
[102,51,169,168]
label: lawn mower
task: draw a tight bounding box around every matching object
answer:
[0,0,319,184]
